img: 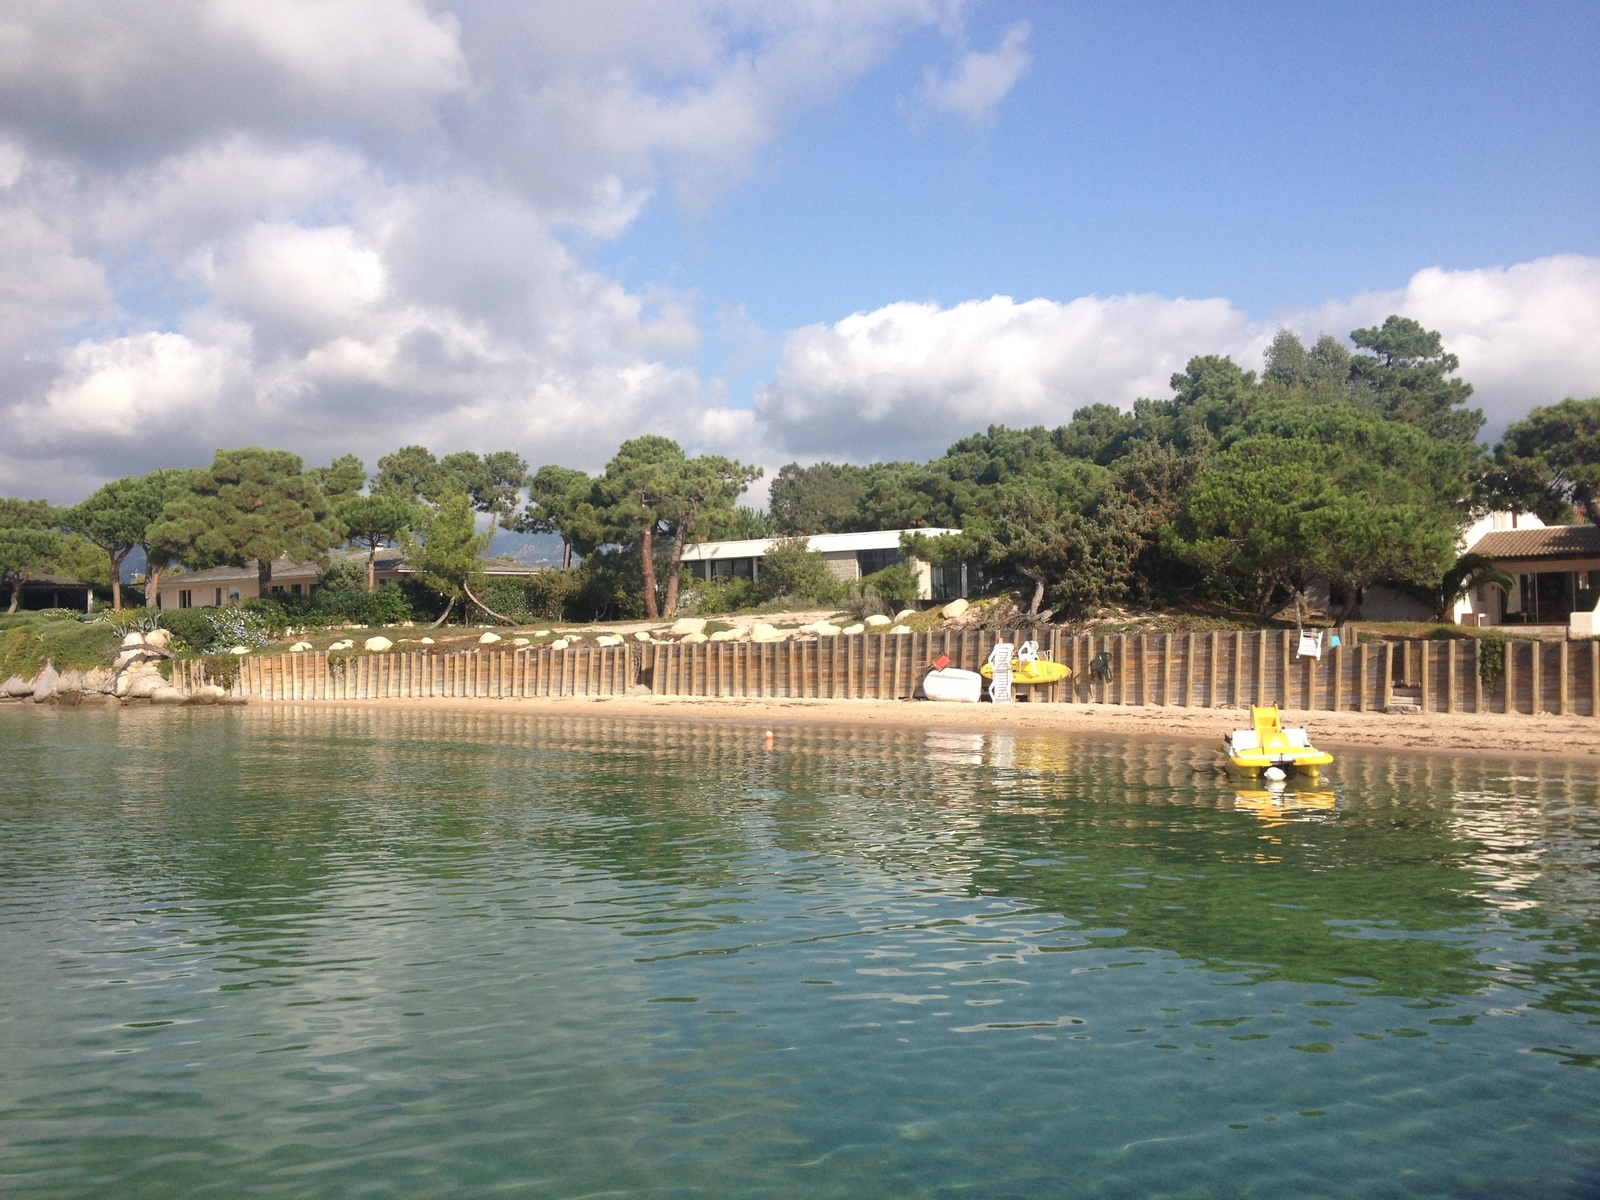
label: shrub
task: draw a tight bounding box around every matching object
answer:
[756,538,838,604]
[677,575,761,615]
[156,607,221,651]
[311,585,412,626]
[477,572,583,623]
[862,563,919,606]
[0,614,122,679]
[1478,632,1506,686]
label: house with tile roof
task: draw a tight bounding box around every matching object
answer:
[1462,519,1600,633]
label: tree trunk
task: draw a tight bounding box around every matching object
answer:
[428,594,457,629]
[483,512,497,559]
[562,541,572,571]
[145,562,164,607]
[5,577,18,615]
[1020,569,1045,617]
[640,522,659,619]
[110,547,130,610]
[257,558,273,597]
[367,541,377,592]
[662,513,693,616]
[1336,589,1360,626]
[463,582,515,624]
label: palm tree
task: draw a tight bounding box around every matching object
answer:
[1408,552,1514,623]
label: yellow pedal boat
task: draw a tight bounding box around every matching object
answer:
[979,659,1072,685]
[1221,706,1333,777]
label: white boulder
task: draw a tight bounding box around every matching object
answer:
[750,623,783,642]
[550,638,570,651]
[289,641,313,653]
[895,609,917,621]
[841,623,865,635]
[119,631,146,648]
[479,632,502,644]
[419,637,435,645]
[328,639,354,651]
[864,614,892,627]
[125,673,165,699]
[680,632,709,644]
[31,664,60,702]
[534,630,550,637]
[144,629,173,649]
[670,617,707,636]
[814,622,841,637]
[708,630,737,642]
[2,674,32,698]
[633,631,654,642]
[363,636,393,652]
[941,598,969,620]
[512,637,530,646]
[596,634,624,646]
[229,645,251,656]
[192,684,227,703]
[889,625,911,635]
[149,685,187,704]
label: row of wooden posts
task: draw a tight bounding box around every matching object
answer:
[169,628,1600,717]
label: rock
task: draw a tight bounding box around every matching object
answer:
[328,639,354,651]
[149,685,187,704]
[143,629,173,649]
[550,638,570,651]
[889,625,911,635]
[229,645,251,656]
[814,622,841,637]
[120,631,146,648]
[56,669,85,696]
[670,617,707,636]
[31,664,59,703]
[479,632,502,644]
[534,630,550,637]
[126,673,165,699]
[895,609,917,621]
[633,631,653,642]
[419,637,435,645]
[2,674,31,698]
[193,684,227,703]
[113,648,150,671]
[864,614,892,627]
[83,667,113,694]
[750,623,783,642]
[680,632,709,644]
[627,684,653,697]
[596,635,624,646]
[512,637,530,646]
[289,641,313,652]
[941,598,969,620]
[841,623,865,636]
[709,630,737,642]
[363,636,393,652]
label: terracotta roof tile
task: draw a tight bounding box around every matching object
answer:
[1468,525,1600,560]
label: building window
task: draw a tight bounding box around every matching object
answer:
[178,589,192,609]
[857,547,902,576]
[215,588,223,606]
[711,558,755,581]
[228,588,240,602]
[291,583,302,595]
[271,585,284,595]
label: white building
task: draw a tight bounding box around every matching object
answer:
[680,529,969,601]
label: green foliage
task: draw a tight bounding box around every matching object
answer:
[154,607,220,651]
[519,464,603,560]
[373,445,445,503]
[705,505,778,540]
[1493,396,1600,525]
[861,563,919,606]
[45,531,113,588]
[335,493,418,589]
[0,612,121,679]
[0,498,61,614]
[770,461,872,533]
[308,586,412,626]
[477,572,584,623]
[401,491,488,603]
[318,557,369,591]
[757,537,839,604]
[62,471,175,607]
[1349,315,1484,445]
[307,454,366,504]
[148,448,344,591]
[1478,632,1506,686]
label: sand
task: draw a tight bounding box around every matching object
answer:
[248,694,1600,764]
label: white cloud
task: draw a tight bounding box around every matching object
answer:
[915,20,1030,125]
[755,255,1600,463]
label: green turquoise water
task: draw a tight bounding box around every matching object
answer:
[1,707,1598,1198]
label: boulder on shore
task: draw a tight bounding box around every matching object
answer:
[888,625,911,635]
[864,614,892,627]
[363,636,393,652]
[680,632,709,644]
[670,617,707,636]
[2,674,32,698]
[750,623,783,642]
[941,598,969,620]
[479,631,502,644]
[31,664,59,703]
[708,630,737,642]
[144,629,173,650]
[149,685,187,704]
[193,684,228,703]
[813,622,841,637]
[125,673,165,700]
[841,623,865,636]
[895,608,917,621]
[596,634,624,646]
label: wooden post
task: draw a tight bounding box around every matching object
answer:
[1446,641,1457,714]
[1160,633,1172,706]
[1207,631,1218,708]
[1420,641,1431,713]
[1382,643,1394,709]
[1531,640,1543,715]
[1592,640,1600,718]
[1183,634,1195,707]
[1504,640,1515,714]
[1558,640,1569,716]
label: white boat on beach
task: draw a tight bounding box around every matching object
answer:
[920,666,983,703]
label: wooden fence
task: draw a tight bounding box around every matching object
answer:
[173,629,1600,717]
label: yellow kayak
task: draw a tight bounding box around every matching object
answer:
[980,659,1072,684]
[1220,705,1333,777]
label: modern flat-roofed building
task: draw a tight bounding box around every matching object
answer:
[679,529,970,601]
[148,549,552,609]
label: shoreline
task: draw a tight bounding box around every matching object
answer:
[202,694,1600,764]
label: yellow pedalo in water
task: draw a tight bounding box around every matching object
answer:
[1221,705,1333,780]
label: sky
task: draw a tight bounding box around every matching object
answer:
[2,0,1597,504]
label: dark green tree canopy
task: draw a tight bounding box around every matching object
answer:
[1493,396,1600,525]
[1350,315,1484,444]
[307,454,366,504]
[61,472,173,608]
[0,498,61,614]
[336,494,419,591]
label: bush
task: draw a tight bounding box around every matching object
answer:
[155,607,221,651]
[1478,632,1506,686]
[757,538,839,605]
[476,572,584,623]
[0,614,122,679]
[862,563,919,606]
[312,585,412,626]
[677,575,762,615]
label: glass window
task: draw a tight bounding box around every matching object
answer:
[228,589,240,602]
[215,588,223,606]
[857,547,901,576]
[291,583,302,595]
[178,589,192,609]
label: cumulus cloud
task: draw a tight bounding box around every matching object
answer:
[915,20,1031,125]
[755,255,1600,462]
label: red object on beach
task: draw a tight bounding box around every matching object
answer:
[932,655,950,670]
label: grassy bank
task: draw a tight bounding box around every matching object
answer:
[0,612,122,681]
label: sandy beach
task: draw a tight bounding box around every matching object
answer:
[246,693,1600,763]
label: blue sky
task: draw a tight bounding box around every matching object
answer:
[1,0,1597,500]
[616,2,1600,401]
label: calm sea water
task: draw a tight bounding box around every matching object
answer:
[1,706,1597,1198]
